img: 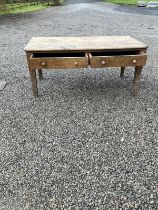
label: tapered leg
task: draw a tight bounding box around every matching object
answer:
[38,69,43,80]
[120,67,125,78]
[133,66,143,95]
[29,69,38,97]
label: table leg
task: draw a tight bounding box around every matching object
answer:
[38,69,43,80]
[120,67,125,78]
[133,66,143,95]
[29,69,38,97]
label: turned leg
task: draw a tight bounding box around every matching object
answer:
[29,69,38,97]
[120,67,125,78]
[38,69,43,80]
[133,66,143,95]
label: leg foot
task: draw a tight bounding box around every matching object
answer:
[38,69,43,80]
[133,66,143,95]
[29,69,38,97]
[120,67,125,78]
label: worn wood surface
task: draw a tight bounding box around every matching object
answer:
[120,67,125,78]
[29,53,89,69]
[38,69,43,80]
[26,52,38,96]
[29,69,38,97]
[90,52,147,68]
[25,37,148,97]
[133,66,143,95]
[25,36,148,52]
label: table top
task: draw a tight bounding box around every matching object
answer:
[25,36,148,52]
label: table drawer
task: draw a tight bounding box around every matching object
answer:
[29,52,89,69]
[89,51,147,68]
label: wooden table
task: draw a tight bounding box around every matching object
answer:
[25,36,148,97]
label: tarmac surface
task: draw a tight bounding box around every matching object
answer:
[65,0,102,3]
[0,1,158,209]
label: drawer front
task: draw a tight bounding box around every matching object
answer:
[29,53,88,69]
[90,53,147,68]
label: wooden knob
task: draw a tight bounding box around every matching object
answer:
[74,62,78,66]
[102,61,106,65]
[41,62,46,66]
[133,60,137,64]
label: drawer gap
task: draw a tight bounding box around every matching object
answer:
[90,50,142,57]
[32,52,86,58]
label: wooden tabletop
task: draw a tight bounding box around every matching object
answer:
[25,36,148,52]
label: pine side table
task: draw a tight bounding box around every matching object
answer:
[25,36,148,97]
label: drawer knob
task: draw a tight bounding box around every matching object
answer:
[133,60,137,64]
[41,62,46,66]
[102,61,106,65]
[74,62,78,66]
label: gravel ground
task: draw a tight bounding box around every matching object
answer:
[0,1,158,209]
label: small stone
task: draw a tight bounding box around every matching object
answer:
[0,80,7,91]
[121,137,125,142]
[150,194,154,199]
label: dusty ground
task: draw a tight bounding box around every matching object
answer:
[0,1,158,209]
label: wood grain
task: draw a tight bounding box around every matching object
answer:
[120,67,125,78]
[25,37,148,96]
[38,69,43,80]
[25,36,148,52]
[90,52,147,68]
[29,53,89,69]
[133,66,143,95]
